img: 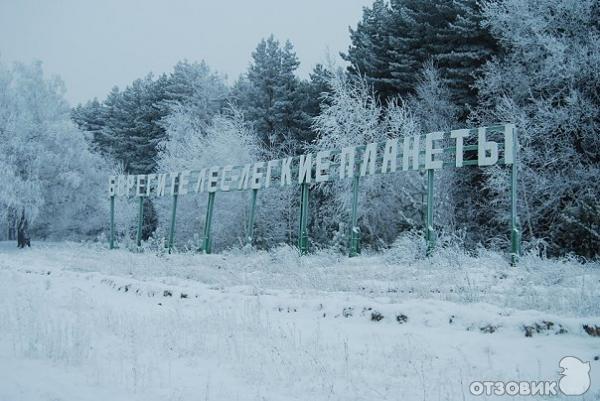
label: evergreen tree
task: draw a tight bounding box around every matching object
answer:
[71,98,105,150]
[344,0,396,99]
[232,36,313,150]
[73,62,227,174]
[344,0,497,109]
[162,60,228,126]
[301,64,334,123]
[123,74,170,174]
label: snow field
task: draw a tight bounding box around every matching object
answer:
[0,241,598,400]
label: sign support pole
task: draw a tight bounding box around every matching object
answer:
[202,192,216,254]
[426,169,435,256]
[247,189,258,246]
[510,127,520,265]
[167,194,178,252]
[298,183,309,255]
[349,175,360,257]
[109,195,115,249]
[136,196,144,247]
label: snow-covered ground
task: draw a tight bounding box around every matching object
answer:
[0,240,598,400]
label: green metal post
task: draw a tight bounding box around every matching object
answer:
[109,196,115,249]
[247,189,258,245]
[426,169,435,256]
[510,127,520,265]
[349,175,360,257]
[202,192,216,254]
[136,196,144,247]
[167,194,178,251]
[298,183,309,255]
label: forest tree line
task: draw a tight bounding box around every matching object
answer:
[1,0,598,257]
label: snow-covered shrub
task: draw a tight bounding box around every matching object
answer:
[252,134,304,249]
[383,232,428,265]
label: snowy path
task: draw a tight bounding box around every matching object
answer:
[0,242,598,400]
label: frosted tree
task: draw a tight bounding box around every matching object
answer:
[312,72,425,248]
[156,107,262,250]
[407,62,460,233]
[408,62,458,134]
[0,60,109,243]
[474,0,600,257]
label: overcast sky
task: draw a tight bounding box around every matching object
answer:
[0,0,372,105]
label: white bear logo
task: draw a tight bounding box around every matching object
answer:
[559,356,591,396]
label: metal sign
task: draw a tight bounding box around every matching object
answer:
[108,124,520,263]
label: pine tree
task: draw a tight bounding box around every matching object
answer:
[436,0,498,108]
[74,62,228,174]
[343,0,396,99]
[162,60,228,125]
[233,36,312,150]
[98,75,169,174]
[344,0,497,109]
[71,98,105,149]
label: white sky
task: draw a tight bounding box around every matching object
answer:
[0,0,372,105]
